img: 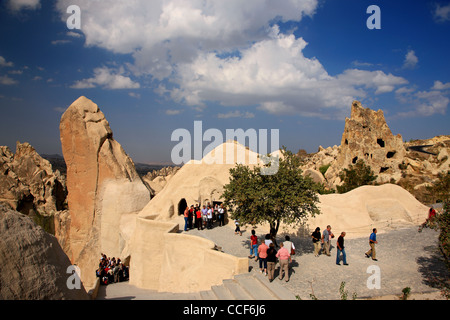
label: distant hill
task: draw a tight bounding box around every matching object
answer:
[41,154,176,177]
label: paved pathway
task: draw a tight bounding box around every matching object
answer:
[97,221,448,300]
[186,222,448,300]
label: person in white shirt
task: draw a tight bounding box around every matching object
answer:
[207,205,213,229]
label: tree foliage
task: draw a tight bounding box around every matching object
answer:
[221,147,320,235]
[336,159,377,194]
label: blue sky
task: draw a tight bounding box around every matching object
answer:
[0,0,449,164]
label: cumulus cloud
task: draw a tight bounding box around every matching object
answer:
[403,50,418,69]
[433,3,450,23]
[70,66,140,90]
[432,80,450,91]
[0,56,14,67]
[55,0,411,119]
[395,82,449,117]
[0,75,18,85]
[169,30,407,118]
[7,0,40,12]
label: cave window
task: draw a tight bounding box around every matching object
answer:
[386,151,396,159]
[352,156,358,164]
[379,167,389,173]
[178,198,187,216]
[377,138,385,148]
[345,139,348,145]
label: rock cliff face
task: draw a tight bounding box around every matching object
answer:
[0,142,67,233]
[0,204,88,300]
[59,96,151,288]
[300,101,449,203]
[325,101,406,186]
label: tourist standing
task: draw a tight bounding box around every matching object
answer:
[266,243,278,282]
[311,227,321,257]
[189,205,194,229]
[249,230,258,260]
[365,228,378,261]
[217,204,225,226]
[283,235,295,257]
[201,205,208,228]
[322,225,334,256]
[336,232,348,265]
[195,206,203,230]
[258,239,268,275]
[234,218,242,235]
[183,206,189,231]
[207,205,213,229]
[276,242,291,282]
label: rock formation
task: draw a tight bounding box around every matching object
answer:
[59,96,151,288]
[0,142,67,233]
[141,166,180,195]
[300,101,449,203]
[0,204,88,300]
[325,101,406,186]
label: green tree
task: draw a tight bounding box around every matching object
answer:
[336,159,377,194]
[221,147,320,236]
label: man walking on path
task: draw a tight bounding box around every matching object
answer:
[336,232,348,265]
[365,228,378,261]
[322,225,334,256]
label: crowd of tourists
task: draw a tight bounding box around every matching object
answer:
[95,253,129,285]
[248,225,380,282]
[183,203,226,231]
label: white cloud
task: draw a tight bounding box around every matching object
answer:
[7,0,40,12]
[403,50,418,69]
[71,67,140,90]
[217,111,255,119]
[0,56,14,67]
[395,83,449,117]
[51,39,71,45]
[55,0,318,79]
[169,30,407,118]
[433,3,450,23]
[0,75,18,85]
[432,80,450,91]
[54,0,411,119]
[165,109,183,116]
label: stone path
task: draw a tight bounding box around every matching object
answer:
[186,222,448,300]
[97,221,448,300]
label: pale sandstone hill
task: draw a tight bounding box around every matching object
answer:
[138,140,267,221]
[306,183,429,238]
[0,204,88,300]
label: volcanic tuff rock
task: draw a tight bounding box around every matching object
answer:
[300,101,449,203]
[0,142,67,233]
[0,204,88,300]
[325,101,406,185]
[59,96,151,288]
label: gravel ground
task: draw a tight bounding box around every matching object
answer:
[185,219,448,300]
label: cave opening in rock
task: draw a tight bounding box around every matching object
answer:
[377,138,385,148]
[178,198,187,216]
[386,151,396,158]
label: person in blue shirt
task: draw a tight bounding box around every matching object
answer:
[365,228,378,261]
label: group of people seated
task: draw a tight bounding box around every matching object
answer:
[95,253,129,285]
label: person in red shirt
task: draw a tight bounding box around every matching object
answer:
[257,240,269,275]
[249,230,258,260]
[195,206,203,230]
[428,207,436,221]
